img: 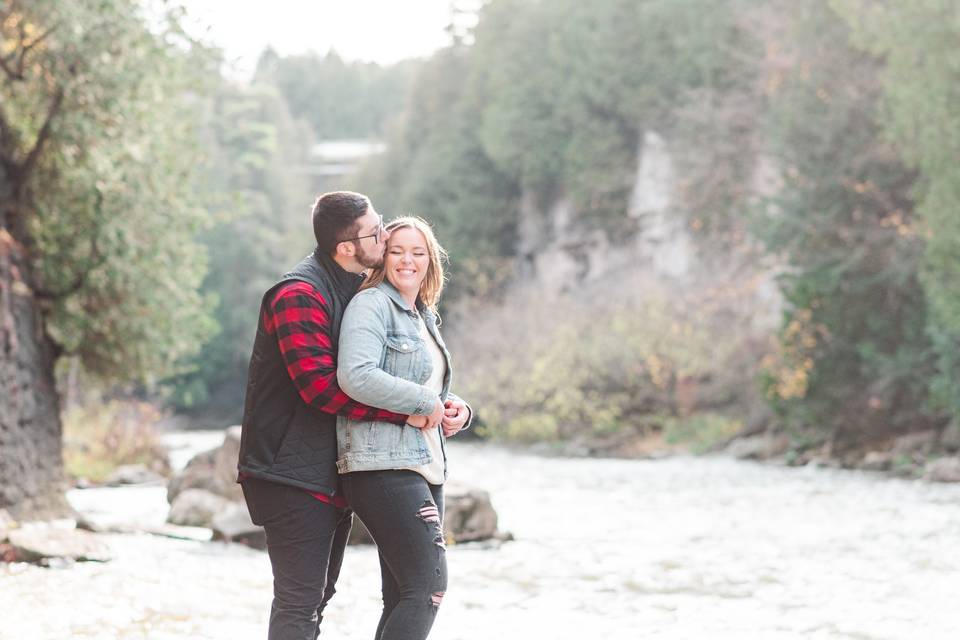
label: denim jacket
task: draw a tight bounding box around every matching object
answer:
[336,280,455,474]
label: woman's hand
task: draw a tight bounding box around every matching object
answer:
[407,399,445,430]
[406,414,428,429]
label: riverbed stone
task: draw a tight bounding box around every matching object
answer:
[892,430,938,456]
[347,483,501,545]
[8,524,111,563]
[211,503,266,549]
[924,457,960,483]
[939,422,960,453]
[349,517,374,545]
[860,451,893,472]
[0,508,14,542]
[212,426,244,502]
[167,427,243,503]
[105,464,166,487]
[167,448,219,503]
[725,431,790,461]
[167,488,234,527]
[443,482,499,543]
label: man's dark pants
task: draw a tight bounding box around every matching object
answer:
[242,477,352,640]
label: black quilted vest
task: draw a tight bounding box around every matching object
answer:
[237,249,364,495]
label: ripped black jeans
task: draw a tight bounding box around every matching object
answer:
[342,470,447,640]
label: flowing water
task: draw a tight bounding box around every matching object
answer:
[2,433,960,639]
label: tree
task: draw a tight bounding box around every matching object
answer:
[757,1,940,449]
[835,0,960,424]
[168,80,314,417]
[0,0,213,518]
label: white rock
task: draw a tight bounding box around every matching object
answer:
[8,525,111,563]
[167,489,234,527]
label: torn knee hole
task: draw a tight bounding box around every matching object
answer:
[416,501,441,525]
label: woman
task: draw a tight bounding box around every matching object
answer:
[336,216,460,640]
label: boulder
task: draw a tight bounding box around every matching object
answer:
[892,430,938,456]
[212,503,266,549]
[348,517,374,545]
[725,431,790,461]
[924,457,960,483]
[104,464,166,487]
[940,423,960,453]
[212,426,245,502]
[348,482,502,546]
[167,448,219,503]
[166,426,243,504]
[860,451,893,472]
[8,524,112,563]
[0,508,14,543]
[165,427,503,548]
[167,489,234,528]
[443,482,500,543]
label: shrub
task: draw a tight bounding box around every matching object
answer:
[62,400,170,484]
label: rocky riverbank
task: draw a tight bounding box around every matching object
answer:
[1,427,504,566]
[4,442,960,639]
[537,416,960,485]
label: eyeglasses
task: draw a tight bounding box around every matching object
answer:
[341,218,385,245]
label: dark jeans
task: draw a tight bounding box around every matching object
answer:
[241,477,352,640]
[342,470,447,640]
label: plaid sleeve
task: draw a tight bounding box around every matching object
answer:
[264,281,407,424]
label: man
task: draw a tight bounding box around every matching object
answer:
[238,191,471,639]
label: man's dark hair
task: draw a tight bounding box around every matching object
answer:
[311,191,371,254]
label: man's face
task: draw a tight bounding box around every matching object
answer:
[350,207,388,269]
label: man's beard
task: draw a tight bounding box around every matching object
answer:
[356,245,384,269]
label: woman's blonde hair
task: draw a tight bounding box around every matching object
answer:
[361,216,448,311]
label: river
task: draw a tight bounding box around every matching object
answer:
[2,433,960,639]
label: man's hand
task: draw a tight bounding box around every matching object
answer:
[408,399,444,430]
[441,399,470,437]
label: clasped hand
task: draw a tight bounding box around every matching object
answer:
[407,398,468,437]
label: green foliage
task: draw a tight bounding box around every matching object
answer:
[451,280,759,444]
[757,1,941,445]
[356,0,741,276]
[166,80,314,413]
[834,0,960,422]
[62,400,168,483]
[254,48,417,139]
[2,0,216,384]
[662,413,744,454]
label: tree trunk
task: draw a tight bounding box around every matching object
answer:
[0,189,69,520]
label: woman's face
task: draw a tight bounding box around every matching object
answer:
[385,226,430,300]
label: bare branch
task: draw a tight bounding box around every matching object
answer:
[21,23,56,54]
[15,22,56,78]
[16,84,63,183]
[0,52,20,81]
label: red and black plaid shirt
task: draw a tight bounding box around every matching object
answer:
[264,280,407,506]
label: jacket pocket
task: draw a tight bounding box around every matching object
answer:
[384,333,425,381]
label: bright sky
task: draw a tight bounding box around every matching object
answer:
[178,0,457,77]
